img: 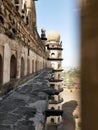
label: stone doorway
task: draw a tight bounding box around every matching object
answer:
[35,60,37,73]
[21,57,25,77]
[32,60,34,73]
[27,59,30,75]
[10,55,17,79]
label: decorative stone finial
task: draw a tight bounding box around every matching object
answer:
[41,28,47,40]
[41,28,46,33]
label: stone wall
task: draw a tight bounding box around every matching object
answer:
[0,33,47,84]
[0,0,48,94]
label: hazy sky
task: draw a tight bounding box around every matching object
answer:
[35,0,80,68]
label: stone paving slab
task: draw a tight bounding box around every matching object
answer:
[0,69,52,130]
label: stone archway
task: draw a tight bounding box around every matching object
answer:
[32,60,34,73]
[10,55,17,79]
[37,61,39,71]
[58,74,60,79]
[35,60,37,72]
[51,52,55,58]
[14,0,19,4]
[27,58,30,75]
[51,118,54,123]
[0,55,3,85]
[51,63,55,69]
[21,57,25,77]
[0,15,4,24]
[14,0,19,11]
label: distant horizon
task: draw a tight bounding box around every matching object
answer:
[62,65,80,70]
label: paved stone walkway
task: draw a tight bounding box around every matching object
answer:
[0,69,52,130]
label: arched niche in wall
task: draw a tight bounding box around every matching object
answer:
[51,96,55,101]
[58,74,60,79]
[37,61,39,71]
[58,117,60,123]
[21,0,27,21]
[27,58,30,75]
[58,106,60,110]
[0,15,4,24]
[21,57,25,77]
[51,52,55,58]
[58,95,60,100]
[51,118,55,123]
[0,54,3,85]
[14,0,19,11]
[32,59,34,73]
[10,55,17,79]
[14,0,19,4]
[51,107,55,110]
[44,61,47,68]
[58,63,61,69]
[51,63,55,69]
[35,60,37,72]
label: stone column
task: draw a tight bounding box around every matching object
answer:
[16,44,21,79]
[3,43,11,84]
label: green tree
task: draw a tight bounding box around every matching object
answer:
[62,67,80,89]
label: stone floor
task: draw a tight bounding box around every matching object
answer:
[0,69,52,130]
